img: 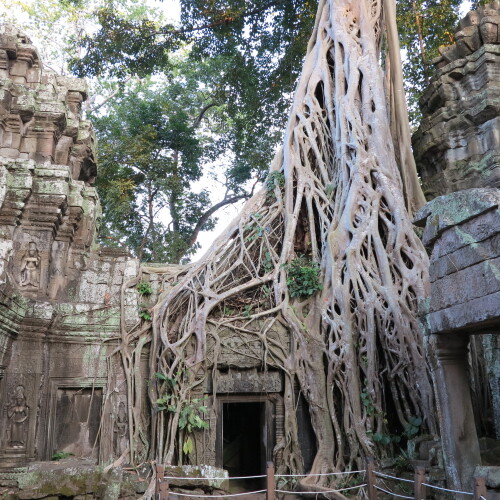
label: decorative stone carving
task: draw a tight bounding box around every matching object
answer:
[0,24,141,468]
[20,242,40,288]
[6,385,28,449]
[113,401,128,458]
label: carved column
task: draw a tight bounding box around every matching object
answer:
[432,333,481,491]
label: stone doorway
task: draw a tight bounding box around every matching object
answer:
[53,387,102,459]
[216,396,275,490]
[46,379,106,461]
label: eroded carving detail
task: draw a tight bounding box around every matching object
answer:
[6,385,29,449]
[20,242,40,287]
[113,401,128,457]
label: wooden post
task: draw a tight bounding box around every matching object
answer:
[365,457,378,500]
[473,476,487,500]
[414,466,426,500]
[266,461,275,500]
[156,464,169,500]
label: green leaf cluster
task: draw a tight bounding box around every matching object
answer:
[139,309,152,321]
[155,372,208,457]
[266,171,285,198]
[285,255,322,298]
[136,281,153,296]
[51,451,74,461]
[404,415,422,438]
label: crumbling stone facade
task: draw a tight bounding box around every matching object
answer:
[0,25,140,468]
[413,3,500,198]
[414,3,500,494]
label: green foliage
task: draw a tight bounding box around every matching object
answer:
[266,171,285,198]
[51,451,74,460]
[244,304,252,318]
[372,432,401,446]
[396,0,462,124]
[139,309,152,321]
[394,450,412,471]
[137,281,153,296]
[0,0,158,75]
[285,255,322,298]
[263,252,274,273]
[156,372,208,457]
[361,388,377,417]
[66,0,466,131]
[93,69,245,263]
[366,413,422,450]
[69,7,177,79]
[404,415,422,438]
[66,0,317,191]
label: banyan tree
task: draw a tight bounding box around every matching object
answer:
[119,0,438,487]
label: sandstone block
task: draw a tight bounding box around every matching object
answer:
[480,16,500,43]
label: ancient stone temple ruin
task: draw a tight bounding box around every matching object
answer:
[0,25,290,494]
[414,4,500,492]
[0,1,498,497]
[0,24,139,467]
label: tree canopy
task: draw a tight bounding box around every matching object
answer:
[396,0,462,122]
[94,57,259,263]
[1,0,467,261]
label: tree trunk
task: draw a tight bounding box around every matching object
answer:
[121,0,437,477]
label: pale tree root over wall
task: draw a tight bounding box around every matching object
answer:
[117,0,438,490]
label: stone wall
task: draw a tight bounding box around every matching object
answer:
[413,3,500,198]
[0,25,140,468]
[414,5,500,492]
[415,189,500,491]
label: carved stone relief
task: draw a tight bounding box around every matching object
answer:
[20,242,40,288]
[113,400,128,458]
[0,373,38,459]
[6,385,29,449]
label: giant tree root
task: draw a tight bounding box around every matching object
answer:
[119,0,437,484]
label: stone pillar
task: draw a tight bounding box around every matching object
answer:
[433,334,481,490]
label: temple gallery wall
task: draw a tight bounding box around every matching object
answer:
[0,3,498,498]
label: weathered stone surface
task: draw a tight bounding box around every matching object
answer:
[475,465,500,488]
[417,185,500,493]
[11,461,104,499]
[414,188,500,245]
[0,24,141,470]
[417,189,500,335]
[162,465,228,490]
[425,291,500,334]
[207,367,283,393]
[413,4,500,198]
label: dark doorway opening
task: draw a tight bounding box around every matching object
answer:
[223,402,266,490]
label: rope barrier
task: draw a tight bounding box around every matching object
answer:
[275,483,367,494]
[172,490,267,497]
[375,485,413,499]
[158,465,482,499]
[275,470,366,478]
[422,482,473,496]
[374,471,414,484]
[163,475,266,481]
